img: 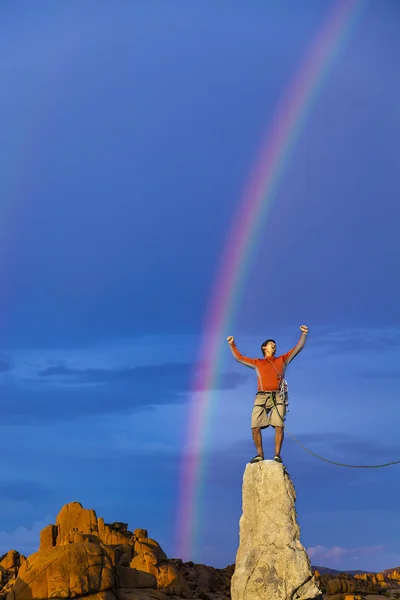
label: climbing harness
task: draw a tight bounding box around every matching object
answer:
[270,394,400,469]
[266,358,289,410]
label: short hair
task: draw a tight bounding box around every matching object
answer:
[261,339,276,356]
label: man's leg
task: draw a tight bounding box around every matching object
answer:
[252,427,264,458]
[274,426,284,458]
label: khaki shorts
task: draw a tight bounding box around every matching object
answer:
[251,391,286,429]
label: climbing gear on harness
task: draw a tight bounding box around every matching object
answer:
[266,358,289,409]
[250,455,264,463]
[279,378,289,406]
[270,394,400,469]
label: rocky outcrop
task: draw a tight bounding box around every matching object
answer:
[314,569,400,597]
[231,461,321,600]
[0,551,26,598]
[6,502,187,600]
[8,542,113,600]
[130,537,181,596]
[0,501,236,600]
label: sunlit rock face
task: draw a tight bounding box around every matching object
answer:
[231,461,321,600]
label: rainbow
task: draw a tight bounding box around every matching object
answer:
[175,0,366,561]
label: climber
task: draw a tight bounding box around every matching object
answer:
[227,325,308,464]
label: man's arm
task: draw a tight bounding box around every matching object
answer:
[280,325,308,367]
[227,336,257,369]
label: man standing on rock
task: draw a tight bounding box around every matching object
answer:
[227,326,308,464]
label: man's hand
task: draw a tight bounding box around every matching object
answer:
[300,325,308,335]
[227,336,235,345]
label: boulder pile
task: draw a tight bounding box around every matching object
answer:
[3,502,231,600]
[314,569,400,599]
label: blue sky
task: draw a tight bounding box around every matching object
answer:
[0,0,400,573]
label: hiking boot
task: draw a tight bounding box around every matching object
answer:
[250,455,264,464]
[273,455,283,463]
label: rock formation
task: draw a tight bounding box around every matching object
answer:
[315,568,400,598]
[231,461,321,600]
[0,551,26,598]
[6,501,189,600]
[3,501,232,600]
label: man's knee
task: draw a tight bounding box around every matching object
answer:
[275,426,283,433]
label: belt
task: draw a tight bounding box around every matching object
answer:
[256,390,279,395]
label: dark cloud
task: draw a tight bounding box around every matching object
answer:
[0,382,181,424]
[0,481,55,504]
[310,329,400,357]
[37,362,248,391]
[0,361,248,424]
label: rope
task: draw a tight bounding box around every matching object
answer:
[271,394,400,468]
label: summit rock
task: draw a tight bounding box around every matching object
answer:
[231,461,321,600]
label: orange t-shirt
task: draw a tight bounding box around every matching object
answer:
[230,334,306,391]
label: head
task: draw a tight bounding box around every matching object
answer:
[261,339,276,358]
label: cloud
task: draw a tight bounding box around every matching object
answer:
[0,481,55,504]
[0,364,248,425]
[307,544,385,564]
[0,382,182,423]
[0,515,53,556]
[309,327,400,357]
[0,338,250,425]
[36,361,248,391]
[38,363,190,384]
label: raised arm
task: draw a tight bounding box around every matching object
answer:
[280,325,308,367]
[227,336,257,369]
